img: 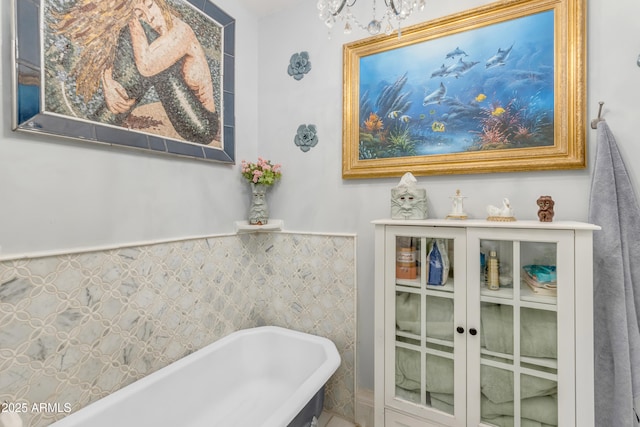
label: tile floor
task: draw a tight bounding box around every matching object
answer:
[319,411,358,427]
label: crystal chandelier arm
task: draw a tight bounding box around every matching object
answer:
[319,0,424,35]
[384,0,400,16]
[331,0,357,16]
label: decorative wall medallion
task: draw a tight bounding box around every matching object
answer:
[294,124,318,152]
[287,51,312,80]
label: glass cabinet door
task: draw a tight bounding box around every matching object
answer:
[467,228,574,427]
[385,226,466,426]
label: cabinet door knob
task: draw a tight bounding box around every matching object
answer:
[456,326,465,334]
[469,328,478,336]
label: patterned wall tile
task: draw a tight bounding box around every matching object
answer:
[240,232,357,418]
[0,232,355,426]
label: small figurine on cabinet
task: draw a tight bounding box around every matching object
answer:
[486,198,516,222]
[537,195,555,222]
[391,172,428,219]
[446,189,468,220]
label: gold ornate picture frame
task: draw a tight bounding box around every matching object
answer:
[342,0,585,178]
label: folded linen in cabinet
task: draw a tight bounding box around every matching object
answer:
[396,293,421,335]
[426,296,454,340]
[481,365,557,404]
[395,347,422,391]
[426,352,454,394]
[480,415,554,427]
[420,392,559,427]
[396,292,454,340]
[481,394,558,426]
[431,392,557,426]
[520,308,557,359]
[481,304,514,354]
[480,304,557,358]
[395,385,421,403]
[395,347,454,394]
[430,392,454,414]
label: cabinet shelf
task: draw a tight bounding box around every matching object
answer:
[396,330,421,341]
[480,348,558,370]
[396,278,421,287]
[479,283,558,308]
[396,330,455,350]
[396,279,456,292]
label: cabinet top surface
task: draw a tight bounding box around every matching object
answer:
[372,218,600,231]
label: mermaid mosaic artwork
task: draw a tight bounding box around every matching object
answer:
[46,0,221,146]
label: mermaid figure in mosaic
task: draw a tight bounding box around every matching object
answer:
[52,0,220,146]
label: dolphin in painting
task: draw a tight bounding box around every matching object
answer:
[423,82,447,106]
[445,58,480,78]
[445,46,468,59]
[485,43,514,69]
[430,64,449,78]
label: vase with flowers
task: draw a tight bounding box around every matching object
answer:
[241,157,282,225]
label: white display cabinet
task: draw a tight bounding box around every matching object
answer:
[372,219,599,427]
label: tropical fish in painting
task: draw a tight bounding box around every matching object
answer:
[485,44,514,69]
[430,64,449,79]
[400,115,411,123]
[475,93,487,102]
[445,47,468,59]
[423,82,447,106]
[388,110,402,119]
[491,107,506,116]
[445,58,479,79]
[431,121,446,132]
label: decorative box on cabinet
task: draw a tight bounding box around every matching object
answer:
[372,219,599,427]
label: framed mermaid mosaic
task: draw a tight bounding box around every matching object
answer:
[11,0,235,163]
[342,0,585,178]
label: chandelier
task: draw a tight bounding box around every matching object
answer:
[317,0,426,36]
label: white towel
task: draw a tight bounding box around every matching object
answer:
[588,121,640,427]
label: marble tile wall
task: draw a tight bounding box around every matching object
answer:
[0,232,356,426]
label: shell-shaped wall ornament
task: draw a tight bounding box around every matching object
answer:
[294,124,318,152]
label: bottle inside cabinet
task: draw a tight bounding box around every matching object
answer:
[487,251,500,290]
[396,236,418,280]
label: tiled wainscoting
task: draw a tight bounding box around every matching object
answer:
[0,232,356,426]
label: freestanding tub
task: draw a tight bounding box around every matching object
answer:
[50,326,341,427]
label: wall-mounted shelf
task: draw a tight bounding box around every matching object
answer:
[235,219,283,233]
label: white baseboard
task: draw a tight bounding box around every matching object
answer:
[355,388,375,427]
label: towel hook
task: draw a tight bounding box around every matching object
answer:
[590,101,605,129]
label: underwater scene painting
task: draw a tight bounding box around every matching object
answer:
[358,10,554,160]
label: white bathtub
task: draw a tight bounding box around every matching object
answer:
[50,326,341,427]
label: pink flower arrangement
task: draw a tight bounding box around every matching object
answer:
[241,157,282,185]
